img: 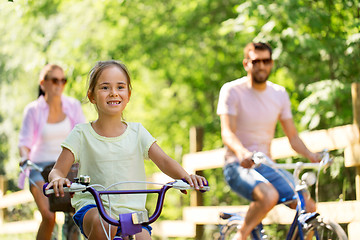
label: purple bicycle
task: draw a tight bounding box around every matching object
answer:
[44,176,209,240]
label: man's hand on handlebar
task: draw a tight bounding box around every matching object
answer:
[307,151,322,163]
[239,151,255,168]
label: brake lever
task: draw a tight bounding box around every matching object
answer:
[319,150,333,173]
[252,152,274,167]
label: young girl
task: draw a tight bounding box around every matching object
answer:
[46,60,208,240]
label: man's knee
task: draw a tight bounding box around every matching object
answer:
[306,198,316,212]
[253,183,279,209]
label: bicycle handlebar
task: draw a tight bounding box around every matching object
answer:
[251,149,333,171]
[252,150,333,204]
[20,159,44,172]
[43,178,209,226]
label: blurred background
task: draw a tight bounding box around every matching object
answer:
[0,0,359,238]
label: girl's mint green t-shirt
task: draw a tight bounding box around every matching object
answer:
[62,122,156,217]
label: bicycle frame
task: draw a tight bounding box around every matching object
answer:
[220,150,335,240]
[285,192,306,240]
[231,180,321,240]
[263,152,332,240]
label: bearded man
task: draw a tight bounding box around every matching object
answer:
[217,42,320,240]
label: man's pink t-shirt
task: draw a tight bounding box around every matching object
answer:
[217,77,293,158]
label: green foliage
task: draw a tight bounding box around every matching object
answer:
[0,133,8,175]
[298,80,352,130]
[223,0,360,120]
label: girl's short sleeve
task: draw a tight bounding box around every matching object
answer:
[138,123,156,159]
[61,124,83,163]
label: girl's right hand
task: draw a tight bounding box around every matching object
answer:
[45,177,71,197]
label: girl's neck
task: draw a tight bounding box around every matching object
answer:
[91,117,127,138]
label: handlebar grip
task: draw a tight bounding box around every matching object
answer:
[19,159,29,167]
[44,188,55,196]
[43,182,87,197]
[199,179,209,193]
[43,183,51,197]
[176,179,210,192]
[199,187,210,192]
[43,182,62,196]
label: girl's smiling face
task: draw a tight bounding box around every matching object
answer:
[89,66,131,117]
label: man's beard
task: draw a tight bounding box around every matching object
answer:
[252,71,270,84]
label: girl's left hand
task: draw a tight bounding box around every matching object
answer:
[181,174,208,194]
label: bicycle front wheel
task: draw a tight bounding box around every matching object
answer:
[296,216,347,240]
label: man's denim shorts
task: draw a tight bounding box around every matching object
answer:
[73,204,152,238]
[223,162,295,203]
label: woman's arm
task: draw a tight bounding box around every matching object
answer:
[47,147,75,197]
[148,142,207,190]
[18,146,31,165]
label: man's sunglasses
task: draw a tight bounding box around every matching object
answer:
[46,77,67,85]
[249,58,272,66]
